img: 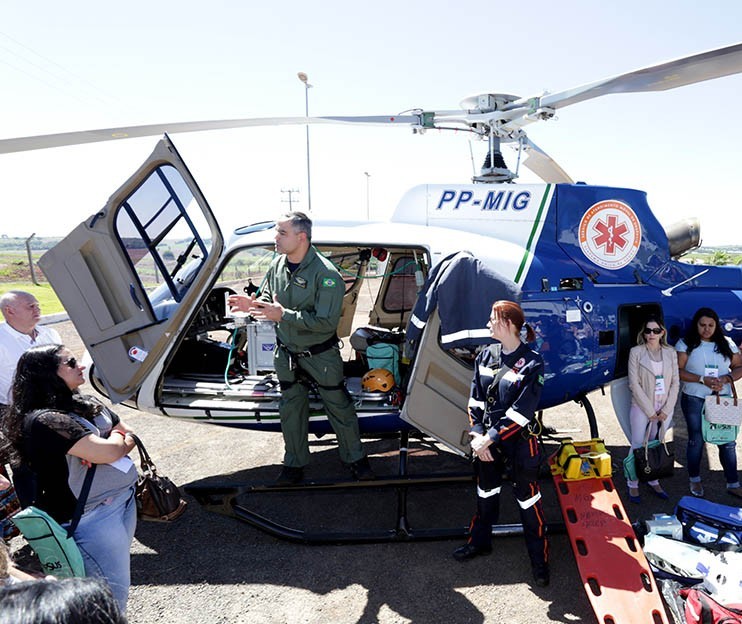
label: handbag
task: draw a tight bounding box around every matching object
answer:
[130,434,187,522]
[632,423,674,483]
[704,384,742,426]
[702,417,739,445]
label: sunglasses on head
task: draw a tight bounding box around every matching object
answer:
[643,327,663,335]
[62,357,78,369]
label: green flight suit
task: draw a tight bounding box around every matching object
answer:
[261,246,364,467]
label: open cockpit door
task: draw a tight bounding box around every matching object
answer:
[39,136,223,403]
[400,310,472,455]
[400,251,522,455]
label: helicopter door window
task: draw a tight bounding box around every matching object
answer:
[114,164,212,312]
[381,256,418,313]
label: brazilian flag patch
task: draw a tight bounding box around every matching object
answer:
[322,278,336,288]
[538,374,545,386]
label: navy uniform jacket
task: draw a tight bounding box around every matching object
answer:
[468,342,544,447]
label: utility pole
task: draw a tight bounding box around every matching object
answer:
[364,172,371,220]
[25,233,38,286]
[281,188,300,211]
[297,72,312,212]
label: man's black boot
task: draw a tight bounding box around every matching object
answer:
[349,456,375,481]
[275,465,304,486]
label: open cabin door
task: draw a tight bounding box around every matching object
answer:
[401,310,472,456]
[39,137,223,403]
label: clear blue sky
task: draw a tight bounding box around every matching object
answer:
[1,1,742,244]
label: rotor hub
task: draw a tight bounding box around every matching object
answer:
[459,93,521,113]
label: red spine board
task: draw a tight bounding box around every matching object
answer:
[551,463,669,624]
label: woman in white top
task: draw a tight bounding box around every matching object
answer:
[626,316,679,503]
[676,307,742,498]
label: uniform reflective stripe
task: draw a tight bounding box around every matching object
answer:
[517,491,542,509]
[468,397,485,410]
[506,407,530,427]
[410,314,426,329]
[477,485,501,499]
[441,328,491,344]
[478,365,495,377]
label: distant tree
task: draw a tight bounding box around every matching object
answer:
[708,250,733,266]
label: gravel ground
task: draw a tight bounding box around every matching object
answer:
[8,319,742,624]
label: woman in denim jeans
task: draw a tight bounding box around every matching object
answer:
[1,344,137,613]
[676,307,742,499]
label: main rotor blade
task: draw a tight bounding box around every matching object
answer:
[0,115,419,154]
[520,138,573,184]
[537,42,742,110]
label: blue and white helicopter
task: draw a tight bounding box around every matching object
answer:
[1,44,742,517]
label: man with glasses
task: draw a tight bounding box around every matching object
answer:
[0,291,62,530]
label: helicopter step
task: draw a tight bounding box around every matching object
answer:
[550,455,669,624]
[185,430,566,545]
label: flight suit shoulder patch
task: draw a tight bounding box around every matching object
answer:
[321,277,338,288]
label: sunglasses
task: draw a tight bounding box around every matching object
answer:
[62,357,78,369]
[643,327,663,335]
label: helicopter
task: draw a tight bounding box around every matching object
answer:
[2,42,742,462]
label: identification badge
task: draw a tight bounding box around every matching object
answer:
[704,364,719,378]
[654,375,665,395]
[293,276,307,288]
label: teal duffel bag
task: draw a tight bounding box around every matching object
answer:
[10,506,85,578]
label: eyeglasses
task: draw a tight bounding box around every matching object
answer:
[62,357,78,369]
[643,327,663,335]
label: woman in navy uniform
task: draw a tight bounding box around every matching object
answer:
[452,300,549,587]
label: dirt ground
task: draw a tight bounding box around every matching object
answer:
[8,319,742,624]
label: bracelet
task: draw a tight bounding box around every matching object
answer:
[113,430,126,438]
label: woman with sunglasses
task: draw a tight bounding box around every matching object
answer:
[0,344,137,613]
[676,307,742,499]
[626,316,679,503]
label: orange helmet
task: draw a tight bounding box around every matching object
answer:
[362,368,396,392]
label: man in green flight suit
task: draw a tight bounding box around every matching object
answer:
[228,212,374,485]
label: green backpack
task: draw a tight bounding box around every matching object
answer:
[11,461,96,579]
[10,506,86,578]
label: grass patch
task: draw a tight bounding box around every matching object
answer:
[0,283,64,315]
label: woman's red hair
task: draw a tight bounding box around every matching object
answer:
[492,300,535,342]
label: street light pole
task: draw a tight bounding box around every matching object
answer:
[297,72,312,212]
[363,172,371,220]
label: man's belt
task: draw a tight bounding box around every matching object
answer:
[276,334,339,359]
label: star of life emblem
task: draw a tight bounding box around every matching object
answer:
[578,200,641,270]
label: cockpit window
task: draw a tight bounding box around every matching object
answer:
[114,165,212,309]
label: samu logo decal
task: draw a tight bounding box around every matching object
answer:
[578,200,641,270]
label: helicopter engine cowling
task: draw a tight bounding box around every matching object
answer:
[666,218,701,258]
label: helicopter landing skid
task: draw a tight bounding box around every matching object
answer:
[185,430,566,545]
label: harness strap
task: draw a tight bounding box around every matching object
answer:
[276,334,339,359]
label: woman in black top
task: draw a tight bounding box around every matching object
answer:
[2,344,137,613]
[452,300,549,587]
